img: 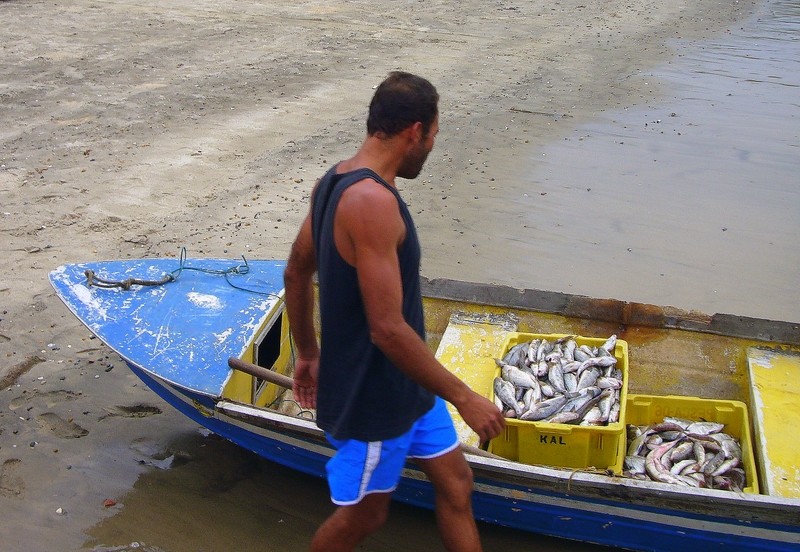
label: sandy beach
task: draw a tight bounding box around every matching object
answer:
[3,0,793,550]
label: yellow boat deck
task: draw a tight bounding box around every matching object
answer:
[748,348,800,498]
[434,313,517,447]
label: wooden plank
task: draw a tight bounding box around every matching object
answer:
[748,347,800,498]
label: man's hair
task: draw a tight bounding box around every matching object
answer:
[367,71,439,138]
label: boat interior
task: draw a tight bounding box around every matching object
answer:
[222,286,800,500]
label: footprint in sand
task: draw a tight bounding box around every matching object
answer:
[0,459,25,498]
[9,389,81,410]
[36,412,89,438]
[99,404,163,420]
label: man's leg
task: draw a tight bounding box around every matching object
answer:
[310,491,392,552]
[416,448,482,552]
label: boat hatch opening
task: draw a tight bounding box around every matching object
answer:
[251,308,294,407]
[256,313,282,371]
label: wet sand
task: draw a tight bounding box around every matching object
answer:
[1,0,793,550]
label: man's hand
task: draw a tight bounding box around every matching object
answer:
[456,391,506,445]
[292,356,319,409]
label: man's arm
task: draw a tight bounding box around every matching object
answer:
[283,212,320,408]
[337,181,505,443]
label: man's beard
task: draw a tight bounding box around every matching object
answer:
[397,143,430,180]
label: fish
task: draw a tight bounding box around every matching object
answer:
[624,455,646,474]
[597,389,615,421]
[493,393,504,411]
[600,334,617,355]
[576,390,610,425]
[664,416,693,430]
[526,340,539,365]
[493,334,624,427]
[563,372,578,393]
[670,441,695,462]
[497,360,537,389]
[609,401,620,423]
[565,338,577,357]
[502,342,529,369]
[562,387,602,414]
[710,457,740,477]
[693,441,706,466]
[519,395,568,421]
[701,451,728,476]
[561,360,583,374]
[645,441,686,486]
[717,435,743,460]
[686,421,725,436]
[625,416,746,492]
[596,376,623,389]
[545,347,563,363]
[493,377,522,418]
[670,458,697,475]
[535,339,551,363]
[573,348,591,362]
[581,406,605,426]
[547,362,567,395]
[578,355,617,373]
[576,367,599,390]
[521,387,536,412]
[577,344,594,357]
[546,411,581,424]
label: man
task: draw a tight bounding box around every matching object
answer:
[283,71,505,552]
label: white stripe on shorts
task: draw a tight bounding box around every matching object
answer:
[359,441,383,498]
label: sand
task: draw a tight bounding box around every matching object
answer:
[0,0,782,550]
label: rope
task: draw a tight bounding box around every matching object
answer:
[565,466,617,492]
[84,247,278,296]
[85,269,175,290]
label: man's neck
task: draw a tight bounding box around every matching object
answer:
[336,135,404,186]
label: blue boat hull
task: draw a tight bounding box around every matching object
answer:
[128,361,799,552]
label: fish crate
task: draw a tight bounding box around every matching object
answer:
[488,332,629,473]
[625,394,759,494]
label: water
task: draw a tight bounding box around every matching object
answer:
[84,2,799,551]
[518,0,800,322]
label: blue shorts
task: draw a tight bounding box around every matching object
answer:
[324,396,459,506]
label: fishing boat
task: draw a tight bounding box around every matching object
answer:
[49,254,800,551]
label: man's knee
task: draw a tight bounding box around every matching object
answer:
[432,459,475,508]
[345,493,392,534]
[450,465,475,505]
[358,499,390,533]
[451,460,474,489]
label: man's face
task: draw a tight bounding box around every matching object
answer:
[398,115,439,180]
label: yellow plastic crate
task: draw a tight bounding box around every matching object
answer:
[489,332,629,473]
[625,394,759,494]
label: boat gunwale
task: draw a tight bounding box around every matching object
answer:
[420,277,800,346]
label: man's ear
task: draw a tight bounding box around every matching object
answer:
[405,121,424,143]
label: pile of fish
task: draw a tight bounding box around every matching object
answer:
[625,418,746,491]
[492,334,623,426]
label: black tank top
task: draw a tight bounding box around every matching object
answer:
[311,166,435,441]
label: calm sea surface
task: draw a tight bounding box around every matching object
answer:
[519,0,799,322]
[86,2,799,551]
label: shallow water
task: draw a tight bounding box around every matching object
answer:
[512,0,800,322]
[85,432,614,552]
[84,2,799,551]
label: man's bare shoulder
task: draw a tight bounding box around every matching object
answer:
[335,177,404,247]
[339,176,398,213]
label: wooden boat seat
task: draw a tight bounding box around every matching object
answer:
[748,347,800,498]
[434,312,517,447]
